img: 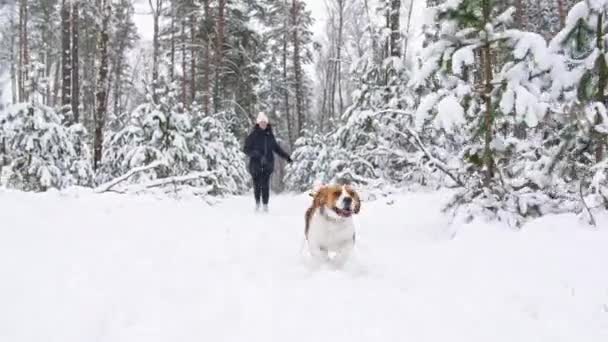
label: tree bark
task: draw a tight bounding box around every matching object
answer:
[596,13,607,162]
[94,2,111,170]
[291,0,305,137]
[9,9,17,104]
[18,0,29,102]
[557,0,566,29]
[389,0,401,57]
[181,19,187,106]
[336,0,345,116]
[72,0,80,123]
[282,1,292,145]
[149,0,162,102]
[61,0,71,111]
[403,0,415,58]
[169,4,176,82]
[482,0,494,185]
[202,0,212,114]
[190,10,197,105]
[214,0,226,113]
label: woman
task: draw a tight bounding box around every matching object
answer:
[244,112,292,212]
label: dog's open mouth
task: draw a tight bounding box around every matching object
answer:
[332,207,353,217]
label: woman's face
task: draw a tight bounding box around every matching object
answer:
[259,121,268,130]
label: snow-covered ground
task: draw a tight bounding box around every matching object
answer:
[1,188,608,341]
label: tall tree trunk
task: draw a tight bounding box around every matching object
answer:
[291,0,305,137]
[282,8,292,145]
[596,13,607,162]
[403,0,415,58]
[214,0,226,113]
[17,1,22,102]
[10,9,17,104]
[112,2,129,117]
[202,0,212,114]
[190,10,197,105]
[113,58,122,116]
[52,62,60,106]
[72,0,80,123]
[149,0,162,102]
[557,0,566,29]
[181,19,187,106]
[328,51,336,119]
[43,14,52,106]
[61,0,71,112]
[337,0,345,116]
[18,0,29,102]
[514,0,524,29]
[482,0,494,185]
[22,0,29,102]
[364,0,380,66]
[94,2,111,170]
[170,4,176,82]
[389,0,401,57]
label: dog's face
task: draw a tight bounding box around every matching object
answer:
[313,184,361,219]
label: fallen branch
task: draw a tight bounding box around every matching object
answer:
[129,171,215,192]
[95,160,165,193]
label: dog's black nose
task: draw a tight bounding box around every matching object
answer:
[343,197,352,208]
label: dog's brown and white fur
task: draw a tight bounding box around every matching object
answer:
[304,185,361,266]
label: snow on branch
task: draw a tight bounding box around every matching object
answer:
[95,160,165,193]
[129,171,215,192]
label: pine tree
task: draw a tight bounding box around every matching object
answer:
[410,0,566,226]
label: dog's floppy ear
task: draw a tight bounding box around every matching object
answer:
[312,186,328,208]
[309,183,324,198]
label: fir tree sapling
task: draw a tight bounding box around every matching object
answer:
[99,82,248,196]
[0,103,93,191]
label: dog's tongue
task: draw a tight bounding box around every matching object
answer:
[336,208,352,217]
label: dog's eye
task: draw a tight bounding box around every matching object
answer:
[333,190,342,197]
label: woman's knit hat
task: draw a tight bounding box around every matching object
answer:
[256,111,269,124]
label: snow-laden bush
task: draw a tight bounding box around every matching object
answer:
[99,84,248,196]
[284,130,345,192]
[0,103,94,191]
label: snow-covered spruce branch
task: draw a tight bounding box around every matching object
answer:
[95,160,166,193]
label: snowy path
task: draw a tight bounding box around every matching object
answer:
[1,188,608,342]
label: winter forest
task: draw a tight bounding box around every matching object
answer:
[4,1,608,340]
[1,0,608,227]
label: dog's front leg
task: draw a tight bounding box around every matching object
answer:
[329,238,354,268]
[308,242,330,263]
